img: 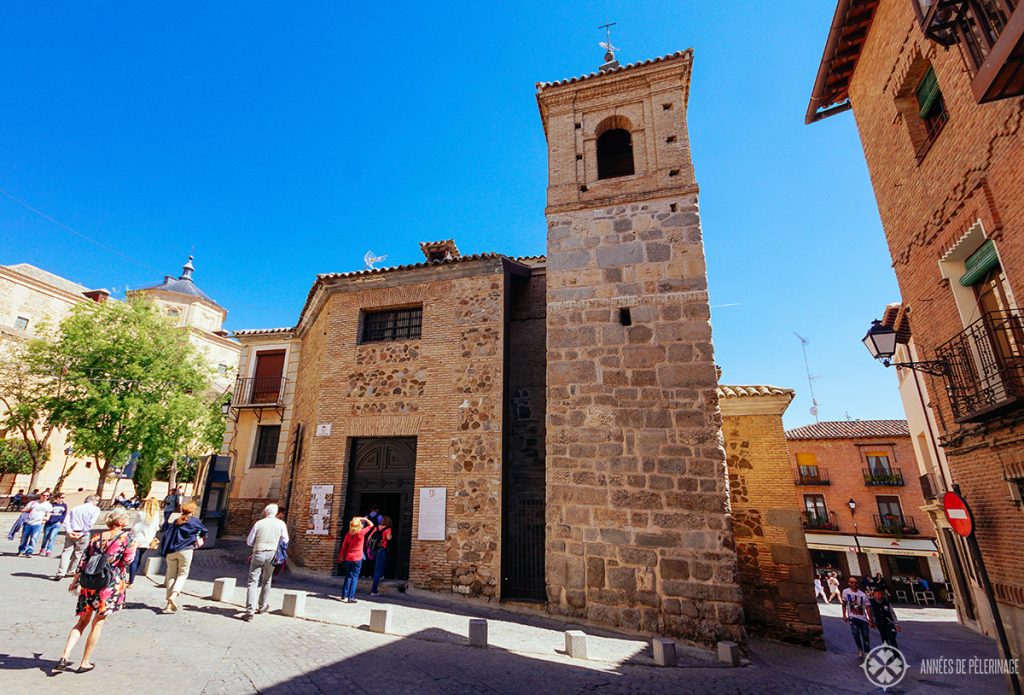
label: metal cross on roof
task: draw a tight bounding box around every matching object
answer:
[598,21,618,60]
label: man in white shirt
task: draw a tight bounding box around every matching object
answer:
[53,495,101,580]
[18,491,53,557]
[244,503,290,621]
[841,576,874,660]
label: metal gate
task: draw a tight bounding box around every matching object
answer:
[502,497,546,600]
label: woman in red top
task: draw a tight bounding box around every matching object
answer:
[338,516,374,603]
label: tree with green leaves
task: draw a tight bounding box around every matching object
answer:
[31,297,215,497]
[0,438,47,476]
[0,340,62,490]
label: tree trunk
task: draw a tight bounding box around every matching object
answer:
[168,456,178,491]
[28,467,41,493]
[95,459,109,497]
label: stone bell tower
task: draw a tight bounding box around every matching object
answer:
[537,49,745,646]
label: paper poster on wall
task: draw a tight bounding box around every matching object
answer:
[307,484,334,535]
[417,487,446,541]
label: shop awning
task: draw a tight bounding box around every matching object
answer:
[857,536,939,557]
[804,533,859,552]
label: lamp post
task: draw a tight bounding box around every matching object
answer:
[54,446,74,495]
[861,319,948,376]
[848,497,863,576]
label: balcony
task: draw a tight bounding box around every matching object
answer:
[874,513,920,536]
[917,0,1024,102]
[232,376,287,407]
[803,511,840,531]
[795,468,831,485]
[935,310,1024,422]
[863,467,906,486]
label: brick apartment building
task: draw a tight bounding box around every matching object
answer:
[807,0,1024,659]
[785,420,944,598]
[216,48,823,649]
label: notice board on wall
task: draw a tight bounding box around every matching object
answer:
[307,484,334,535]
[417,487,446,541]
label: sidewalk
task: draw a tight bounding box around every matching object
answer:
[0,512,1009,693]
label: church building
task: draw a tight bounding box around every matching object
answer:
[220,48,820,649]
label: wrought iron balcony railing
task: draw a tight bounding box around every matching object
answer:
[863,467,906,486]
[233,376,287,407]
[874,513,919,536]
[795,468,831,485]
[916,0,1024,102]
[803,511,839,531]
[935,310,1024,422]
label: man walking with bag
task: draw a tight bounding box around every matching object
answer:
[244,503,289,621]
[53,495,101,580]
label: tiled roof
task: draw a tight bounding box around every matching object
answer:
[295,252,522,331]
[232,328,294,337]
[316,252,505,282]
[536,50,692,90]
[718,385,794,399]
[786,419,909,440]
[880,302,912,344]
[4,263,91,296]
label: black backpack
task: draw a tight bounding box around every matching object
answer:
[79,532,127,590]
[368,528,384,555]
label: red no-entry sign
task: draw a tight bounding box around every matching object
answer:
[943,491,974,537]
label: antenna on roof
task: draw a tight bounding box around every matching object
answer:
[363,250,387,270]
[794,332,822,423]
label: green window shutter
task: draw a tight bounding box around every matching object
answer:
[960,240,1001,286]
[917,68,941,118]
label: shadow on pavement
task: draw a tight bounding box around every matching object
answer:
[9,571,57,581]
[0,652,59,677]
[257,628,628,694]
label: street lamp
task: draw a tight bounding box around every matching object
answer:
[847,497,863,569]
[220,400,231,417]
[861,319,949,376]
[848,498,857,514]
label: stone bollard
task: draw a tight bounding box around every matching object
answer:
[652,638,677,667]
[141,556,165,578]
[468,618,488,648]
[212,577,236,602]
[717,640,741,667]
[370,608,391,634]
[282,590,307,618]
[565,630,588,660]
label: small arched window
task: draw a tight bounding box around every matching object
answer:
[597,127,634,180]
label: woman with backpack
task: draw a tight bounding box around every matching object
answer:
[158,500,207,613]
[54,507,134,673]
[369,516,393,596]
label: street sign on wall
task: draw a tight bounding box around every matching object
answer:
[943,491,974,537]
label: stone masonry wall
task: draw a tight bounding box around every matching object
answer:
[286,262,506,598]
[545,196,745,646]
[720,397,823,648]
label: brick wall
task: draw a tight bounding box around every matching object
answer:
[786,435,929,539]
[721,393,823,648]
[836,0,1024,656]
[285,261,508,597]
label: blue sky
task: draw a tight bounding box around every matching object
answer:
[0,2,903,428]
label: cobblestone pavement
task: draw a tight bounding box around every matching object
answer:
[0,516,1009,693]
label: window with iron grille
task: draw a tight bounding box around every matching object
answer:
[360,307,422,344]
[252,425,281,468]
[916,68,948,150]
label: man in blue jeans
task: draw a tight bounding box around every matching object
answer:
[40,492,68,556]
[842,576,874,660]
